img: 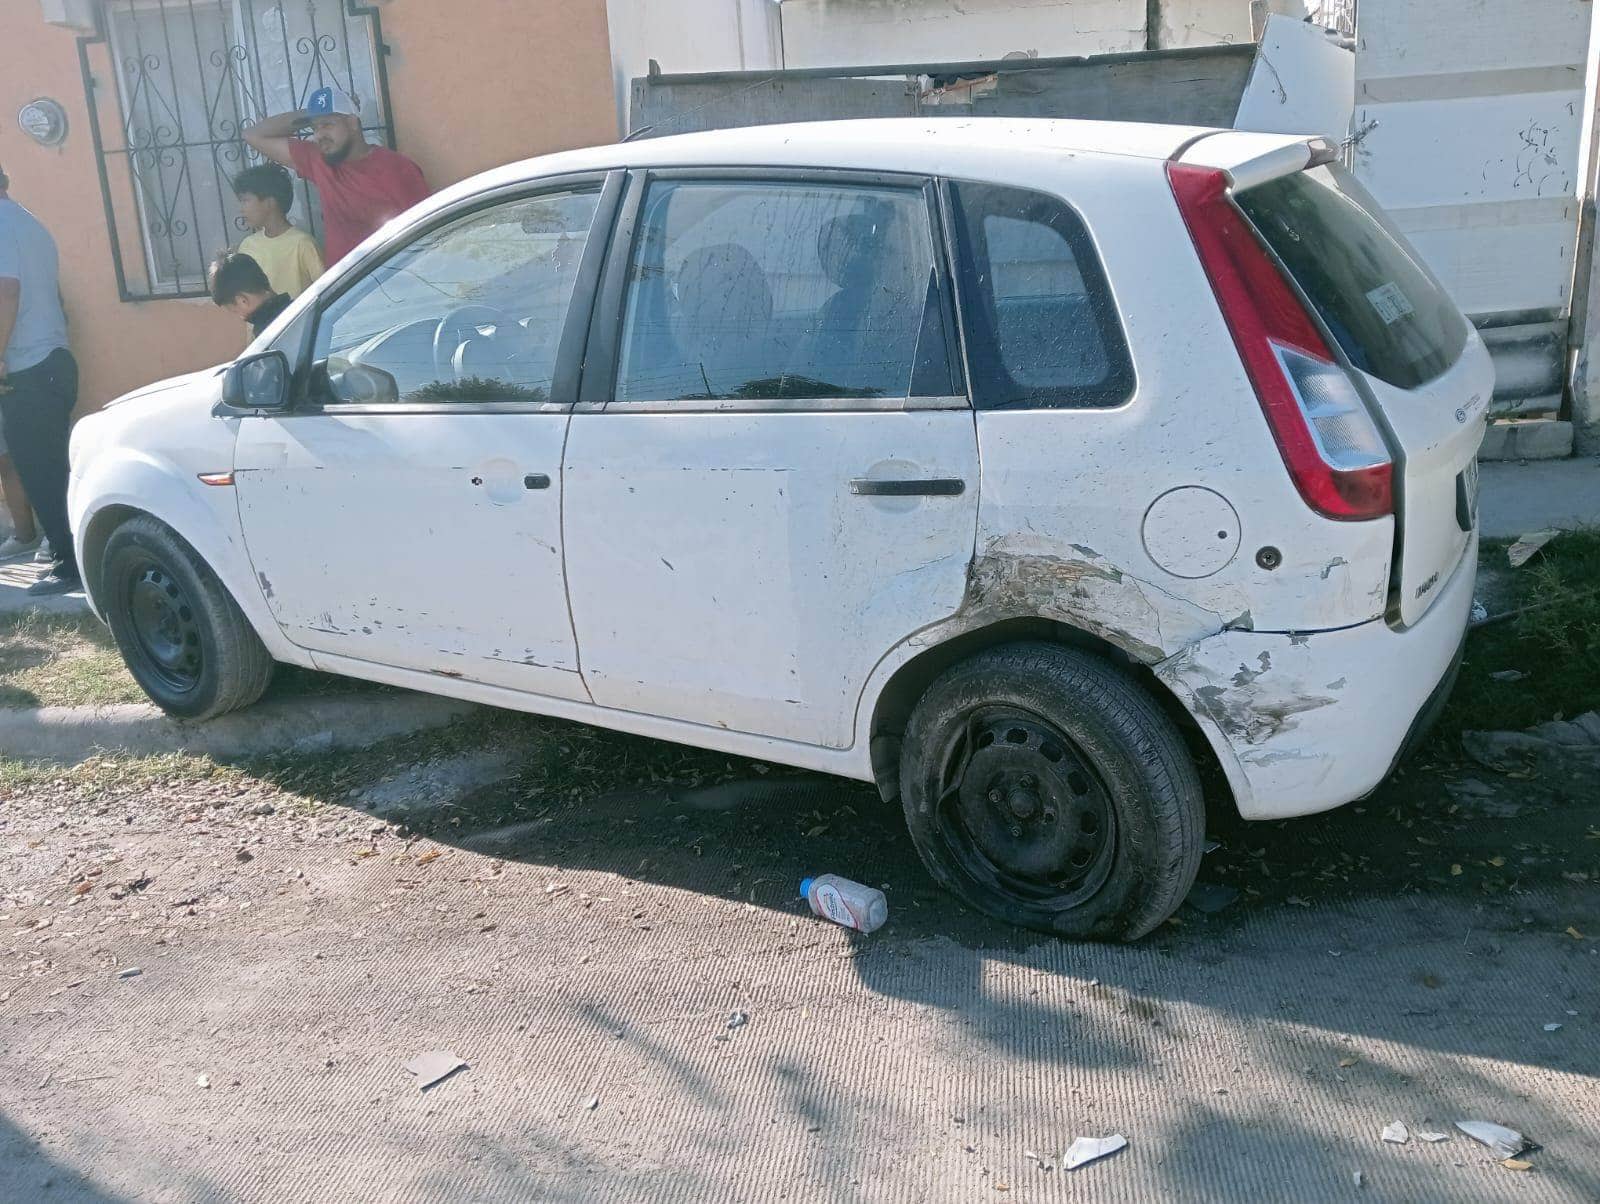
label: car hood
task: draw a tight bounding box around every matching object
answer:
[104,365,228,409]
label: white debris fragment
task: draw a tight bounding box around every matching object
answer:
[1382,1122,1410,1144]
[1353,1170,1364,1189]
[117,967,141,979]
[584,1095,600,1111]
[1507,529,1560,569]
[1455,1121,1528,1160]
[1543,1023,1562,1032]
[403,1049,466,1090]
[1417,1131,1451,1143]
[1063,1134,1127,1170]
[727,1010,749,1030]
[195,1075,210,1089]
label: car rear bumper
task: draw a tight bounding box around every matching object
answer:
[1155,531,1477,820]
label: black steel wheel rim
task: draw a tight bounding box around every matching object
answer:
[124,560,203,693]
[933,707,1117,909]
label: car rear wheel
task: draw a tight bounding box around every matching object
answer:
[900,642,1203,941]
[102,516,273,720]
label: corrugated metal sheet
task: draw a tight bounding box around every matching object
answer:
[628,44,1256,141]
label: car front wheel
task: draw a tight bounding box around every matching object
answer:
[900,642,1204,941]
[101,515,273,720]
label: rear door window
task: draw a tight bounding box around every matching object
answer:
[614,179,957,402]
[948,180,1134,410]
[1236,164,1468,390]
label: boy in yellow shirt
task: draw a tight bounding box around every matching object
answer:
[233,163,324,298]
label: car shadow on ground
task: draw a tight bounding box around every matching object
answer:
[232,708,1600,1084]
[0,1110,218,1203]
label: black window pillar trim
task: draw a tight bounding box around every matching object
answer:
[943,175,1137,411]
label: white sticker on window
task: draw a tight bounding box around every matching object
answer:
[1365,281,1415,325]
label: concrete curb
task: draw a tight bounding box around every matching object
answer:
[0,692,479,763]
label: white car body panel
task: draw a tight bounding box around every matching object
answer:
[563,409,979,748]
[306,646,874,781]
[233,410,587,701]
[1366,333,1494,626]
[1158,530,1477,819]
[67,374,314,669]
[68,118,1483,824]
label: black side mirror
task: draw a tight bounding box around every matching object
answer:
[222,350,291,411]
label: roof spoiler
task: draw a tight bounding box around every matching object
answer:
[1172,131,1340,192]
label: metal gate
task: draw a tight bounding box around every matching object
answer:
[79,0,394,301]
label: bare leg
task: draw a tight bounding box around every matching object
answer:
[0,454,37,542]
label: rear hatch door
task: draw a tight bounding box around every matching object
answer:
[1230,158,1492,625]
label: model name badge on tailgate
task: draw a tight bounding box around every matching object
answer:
[1414,571,1440,600]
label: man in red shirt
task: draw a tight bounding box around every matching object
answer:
[244,86,429,266]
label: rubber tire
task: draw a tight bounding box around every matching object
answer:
[101,515,274,720]
[900,642,1203,942]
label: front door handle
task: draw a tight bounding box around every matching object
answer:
[849,478,965,497]
[524,473,551,491]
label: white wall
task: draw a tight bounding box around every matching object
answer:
[606,0,783,133]
[781,0,1143,65]
[778,0,1259,69]
[606,0,1303,133]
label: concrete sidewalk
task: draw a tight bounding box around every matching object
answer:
[1478,457,1600,539]
[0,556,88,616]
[3,749,1597,1203]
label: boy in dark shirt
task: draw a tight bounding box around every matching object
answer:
[208,251,291,337]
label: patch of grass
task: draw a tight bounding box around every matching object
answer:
[0,749,247,798]
[0,611,144,708]
[0,704,762,826]
[1436,531,1600,738]
[0,609,386,712]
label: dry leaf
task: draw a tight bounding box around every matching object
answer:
[414,850,442,866]
[1488,856,1505,867]
[1500,1159,1533,1172]
[1450,864,1463,876]
[1567,926,1586,940]
[72,880,94,896]
[1338,1056,1359,1068]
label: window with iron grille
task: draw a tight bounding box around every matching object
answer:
[78,0,395,301]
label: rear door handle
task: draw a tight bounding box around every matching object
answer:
[849,478,965,497]
[524,473,551,490]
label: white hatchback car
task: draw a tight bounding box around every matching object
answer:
[69,119,1490,940]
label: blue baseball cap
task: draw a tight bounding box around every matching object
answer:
[305,85,360,119]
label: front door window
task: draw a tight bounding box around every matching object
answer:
[313,188,601,404]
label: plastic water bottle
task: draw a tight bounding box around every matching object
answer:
[801,875,888,934]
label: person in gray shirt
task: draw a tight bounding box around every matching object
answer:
[0,161,78,595]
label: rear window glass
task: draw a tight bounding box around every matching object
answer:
[949,181,1134,410]
[1236,164,1468,390]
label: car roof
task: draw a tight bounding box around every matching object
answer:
[416,118,1313,217]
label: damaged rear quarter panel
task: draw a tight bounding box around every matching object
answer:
[949,532,1230,664]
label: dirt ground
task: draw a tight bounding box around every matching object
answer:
[2,706,1597,1202]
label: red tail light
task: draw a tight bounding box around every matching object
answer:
[1166,162,1393,521]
